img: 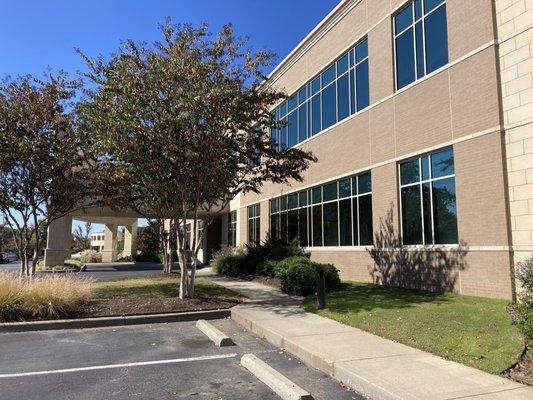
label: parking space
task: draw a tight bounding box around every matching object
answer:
[0,319,363,400]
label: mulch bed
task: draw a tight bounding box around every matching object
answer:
[82,296,240,318]
[502,348,533,386]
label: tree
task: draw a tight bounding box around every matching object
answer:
[137,220,163,258]
[72,222,92,253]
[78,22,316,298]
[0,73,96,277]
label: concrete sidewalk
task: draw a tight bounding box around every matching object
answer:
[204,272,533,400]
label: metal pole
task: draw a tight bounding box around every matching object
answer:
[316,264,326,310]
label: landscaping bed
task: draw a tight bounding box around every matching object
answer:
[302,282,525,375]
[0,273,242,322]
[87,275,242,317]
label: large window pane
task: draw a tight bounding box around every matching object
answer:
[288,193,298,209]
[356,60,369,110]
[339,199,352,246]
[396,4,413,34]
[298,103,308,142]
[288,209,299,243]
[352,198,359,245]
[323,202,339,246]
[425,0,443,13]
[311,95,321,135]
[299,208,308,247]
[322,64,336,87]
[425,5,448,74]
[312,206,323,246]
[339,179,351,198]
[396,29,416,89]
[358,173,372,194]
[337,53,349,76]
[337,73,350,121]
[311,76,321,95]
[401,186,423,244]
[349,69,356,115]
[288,111,298,147]
[431,148,454,178]
[355,39,368,63]
[280,211,288,241]
[432,178,458,244]
[270,214,278,240]
[288,95,297,112]
[312,187,322,204]
[422,182,433,244]
[321,83,337,129]
[323,182,337,202]
[401,159,420,185]
[415,22,425,78]
[359,195,373,245]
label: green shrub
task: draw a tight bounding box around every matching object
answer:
[274,256,341,296]
[80,250,102,263]
[211,247,250,277]
[36,259,84,272]
[514,257,533,346]
[258,260,281,278]
[245,237,305,276]
[135,253,162,263]
[517,257,533,295]
[514,296,533,347]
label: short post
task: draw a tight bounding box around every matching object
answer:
[316,264,326,310]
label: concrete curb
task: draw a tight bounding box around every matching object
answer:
[196,319,234,347]
[241,354,314,400]
[0,309,231,333]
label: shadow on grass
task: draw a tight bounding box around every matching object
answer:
[304,281,452,314]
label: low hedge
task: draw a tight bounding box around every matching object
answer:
[211,247,248,277]
[275,256,341,296]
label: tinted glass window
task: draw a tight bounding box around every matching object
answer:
[323,182,338,202]
[288,111,298,147]
[431,148,454,178]
[356,60,370,110]
[425,5,448,74]
[322,64,336,87]
[323,202,339,246]
[359,195,373,245]
[396,29,416,89]
[401,186,423,244]
[298,104,308,142]
[339,199,352,246]
[358,173,372,194]
[401,159,420,185]
[311,95,321,135]
[337,73,350,121]
[432,178,458,244]
[339,179,351,198]
[337,54,349,76]
[321,84,337,129]
[355,39,368,63]
[312,206,323,246]
[396,4,413,34]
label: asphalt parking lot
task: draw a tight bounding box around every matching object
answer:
[0,318,364,400]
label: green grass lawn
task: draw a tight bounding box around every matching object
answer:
[92,276,241,300]
[302,282,524,374]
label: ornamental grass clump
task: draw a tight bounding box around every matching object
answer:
[0,274,24,321]
[0,274,92,321]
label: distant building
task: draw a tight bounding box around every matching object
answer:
[90,232,105,252]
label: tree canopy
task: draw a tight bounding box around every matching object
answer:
[78,22,316,297]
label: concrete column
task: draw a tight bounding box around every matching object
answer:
[101,224,118,263]
[44,215,72,267]
[122,221,138,258]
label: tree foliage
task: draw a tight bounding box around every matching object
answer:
[78,22,316,297]
[0,73,96,276]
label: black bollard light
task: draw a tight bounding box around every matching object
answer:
[316,264,326,310]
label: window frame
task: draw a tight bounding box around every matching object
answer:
[393,0,448,91]
[269,172,373,248]
[247,204,261,245]
[271,37,369,149]
[228,211,237,247]
[398,147,458,246]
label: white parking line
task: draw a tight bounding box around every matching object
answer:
[0,353,238,378]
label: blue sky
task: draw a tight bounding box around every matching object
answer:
[0,0,340,233]
[0,0,340,78]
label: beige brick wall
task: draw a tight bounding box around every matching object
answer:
[496,0,533,263]
[229,0,519,298]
